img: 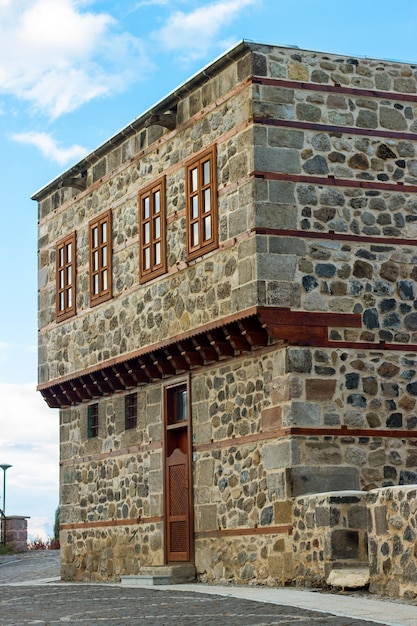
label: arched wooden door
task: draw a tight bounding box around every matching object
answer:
[164,380,193,563]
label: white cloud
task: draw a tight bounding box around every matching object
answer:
[0,0,151,118]
[154,0,259,62]
[11,131,88,165]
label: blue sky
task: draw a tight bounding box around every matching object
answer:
[1,0,417,541]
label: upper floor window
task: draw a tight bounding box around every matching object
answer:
[89,210,112,306]
[87,403,99,438]
[125,393,138,430]
[186,146,218,260]
[56,232,76,321]
[138,177,167,282]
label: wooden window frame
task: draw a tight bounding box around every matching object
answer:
[138,177,167,283]
[186,146,218,261]
[87,403,99,439]
[125,392,138,430]
[56,232,76,321]
[89,210,112,306]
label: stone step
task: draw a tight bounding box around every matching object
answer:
[120,564,196,586]
[326,566,370,589]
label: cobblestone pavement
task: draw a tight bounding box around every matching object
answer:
[0,553,403,626]
[0,584,388,626]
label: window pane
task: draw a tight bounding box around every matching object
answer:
[203,160,210,185]
[93,250,99,271]
[175,388,188,422]
[101,222,107,243]
[144,247,150,269]
[155,242,161,265]
[143,196,150,219]
[191,168,198,192]
[59,293,64,311]
[154,190,160,214]
[93,275,99,295]
[102,269,108,291]
[192,222,199,247]
[68,288,72,307]
[204,215,212,241]
[192,195,199,219]
[203,188,211,212]
[66,242,72,263]
[92,227,98,248]
[102,245,107,267]
[59,270,64,289]
[67,266,72,284]
[154,216,160,238]
[144,222,150,244]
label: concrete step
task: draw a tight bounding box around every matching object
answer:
[120,564,196,586]
[326,566,370,590]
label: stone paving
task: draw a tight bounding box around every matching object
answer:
[0,552,405,626]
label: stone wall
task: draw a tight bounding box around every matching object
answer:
[3,517,29,552]
[368,485,417,598]
[292,491,368,587]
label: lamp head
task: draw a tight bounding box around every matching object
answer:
[0,464,12,471]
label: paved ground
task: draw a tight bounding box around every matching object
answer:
[0,552,416,626]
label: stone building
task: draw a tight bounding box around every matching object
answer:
[34,41,417,588]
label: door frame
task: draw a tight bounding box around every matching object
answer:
[162,374,194,564]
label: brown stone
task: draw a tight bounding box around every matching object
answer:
[348,153,370,170]
[261,406,282,431]
[306,379,336,400]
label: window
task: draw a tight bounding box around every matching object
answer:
[56,232,76,321]
[186,146,217,260]
[87,403,99,438]
[125,393,137,430]
[89,210,112,305]
[139,177,166,282]
[166,383,188,426]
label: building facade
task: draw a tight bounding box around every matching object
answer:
[35,41,417,586]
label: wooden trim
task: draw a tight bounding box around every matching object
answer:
[193,426,417,453]
[56,231,76,321]
[89,209,112,306]
[138,176,167,283]
[253,169,417,194]
[195,525,293,539]
[252,76,417,104]
[60,440,163,466]
[254,116,417,143]
[186,145,218,261]
[61,515,163,531]
[253,227,417,248]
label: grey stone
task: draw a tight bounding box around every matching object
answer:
[380,107,407,131]
[286,348,312,373]
[290,401,320,426]
[254,147,300,174]
[290,466,359,496]
[303,155,329,175]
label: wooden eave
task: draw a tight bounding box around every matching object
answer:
[38,306,361,408]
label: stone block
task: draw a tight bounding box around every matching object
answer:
[290,466,360,497]
[255,203,298,230]
[306,379,336,400]
[289,401,320,426]
[286,348,312,373]
[261,406,282,430]
[263,441,292,470]
[274,500,293,524]
[257,254,297,281]
[254,147,301,174]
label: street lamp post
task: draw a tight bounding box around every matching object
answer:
[0,464,12,545]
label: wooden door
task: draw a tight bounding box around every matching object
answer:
[164,381,193,563]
